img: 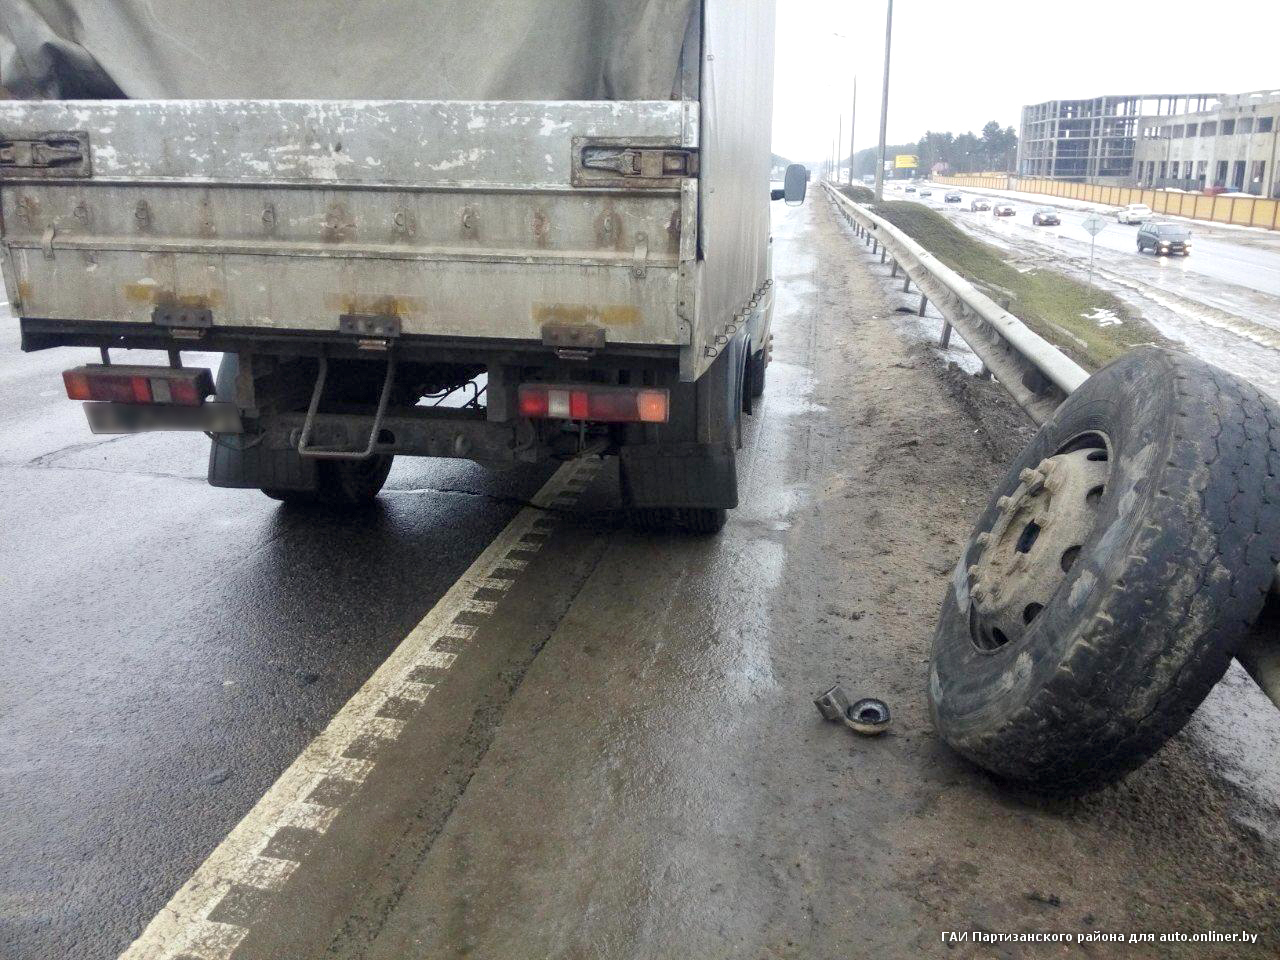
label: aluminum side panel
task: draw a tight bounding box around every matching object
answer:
[0,99,695,347]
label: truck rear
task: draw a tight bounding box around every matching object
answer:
[0,0,799,530]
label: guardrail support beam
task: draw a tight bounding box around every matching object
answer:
[902,276,911,292]
[918,294,928,316]
[890,260,898,277]
[940,320,952,349]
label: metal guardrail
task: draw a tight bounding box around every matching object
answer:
[822,181,1087,426]
[821,180,1280,710]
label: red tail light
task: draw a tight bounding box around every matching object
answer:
[517,384,669,424]
[62,365,214,406]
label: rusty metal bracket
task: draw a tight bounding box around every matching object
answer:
[338,313,401,339]
[815,684,892,736]
[152,305,213,328]
[0,131,91,179]
[572,136,698,190]
[541,322,605,361]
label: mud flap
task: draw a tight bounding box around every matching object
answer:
[206,354,318,491]
[618,440,737,509]
[208,437,318,491]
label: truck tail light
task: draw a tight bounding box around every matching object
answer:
[517,384,669,424]
[62,365,214,406]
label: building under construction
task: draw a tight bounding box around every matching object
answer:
[1018,94,1220,183]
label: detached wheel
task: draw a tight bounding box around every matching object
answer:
[264,455,393,506]
[928,347,1280,793]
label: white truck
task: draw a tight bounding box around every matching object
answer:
[0,0,805,531]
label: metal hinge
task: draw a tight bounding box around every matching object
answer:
[339,313,401,351]
[542,322,605,360]
[572,137,698,189]
[0,131,91,179]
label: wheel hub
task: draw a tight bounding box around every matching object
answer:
[968,446,1111,651]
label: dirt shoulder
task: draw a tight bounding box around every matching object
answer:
[338,195,1279,958]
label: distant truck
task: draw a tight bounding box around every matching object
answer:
[0,0,804,532]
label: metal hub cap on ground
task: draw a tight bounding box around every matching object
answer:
[967,443,1111,652]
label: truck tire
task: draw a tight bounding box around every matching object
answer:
[627,506,728,534]
[928,346,1280,793]
[263,455,394,506]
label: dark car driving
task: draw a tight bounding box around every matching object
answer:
[1031,206,1060,226]
[944,192,962,203]
[1137,221,1192,256]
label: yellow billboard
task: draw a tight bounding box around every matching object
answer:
[894,154,918,169]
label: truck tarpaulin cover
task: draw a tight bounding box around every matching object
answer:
[0,0,697,100]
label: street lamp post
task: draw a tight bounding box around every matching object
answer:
[873,0,893,202]
[849,77,857,186]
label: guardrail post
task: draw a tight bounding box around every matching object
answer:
[918,294,928,316]
[902,275,912,293]
[890,259,898,277]
[940,321,952,349]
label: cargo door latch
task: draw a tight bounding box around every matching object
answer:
[0,132,91,178]
[572,137,698,189]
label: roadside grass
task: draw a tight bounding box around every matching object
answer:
[868,201,1168,371]
[839,184,875,203]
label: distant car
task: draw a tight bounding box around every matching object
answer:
[993,203,1016,217]
[1117,203,1152,224]
[919,188,932,197]
[1137,221,1191,256]
[970,197,992,211]
[1031,206,1060,226]
[944,192,962,203]
[905,185,917,193]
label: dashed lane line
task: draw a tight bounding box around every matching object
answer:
[118,456,602,960]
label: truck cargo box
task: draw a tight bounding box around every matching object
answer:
[1,0,775,382]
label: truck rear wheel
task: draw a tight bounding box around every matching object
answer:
[263,455,394,507]
[626,507,728,534]
[928,347,1280,793]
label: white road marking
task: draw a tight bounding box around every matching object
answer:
[119,456,600,960]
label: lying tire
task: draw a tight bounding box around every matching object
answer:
[928,346,1280,793]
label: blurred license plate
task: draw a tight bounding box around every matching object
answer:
[82,401,243,435]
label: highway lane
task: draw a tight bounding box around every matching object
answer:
[4,197,1280,959]
[0,313,557,960]
[895,180,1280,326]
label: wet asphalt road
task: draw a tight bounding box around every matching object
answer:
[898,180,1280,324]
[0,313,555,959]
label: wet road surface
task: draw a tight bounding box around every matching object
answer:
[899,180,1280,311]
[5,195,1280,959]
[897,181,1280,399]
[0,319,556,959]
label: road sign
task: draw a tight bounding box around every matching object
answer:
[1080,214,1107,286]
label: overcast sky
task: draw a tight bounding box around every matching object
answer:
[773,0,1280,163]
